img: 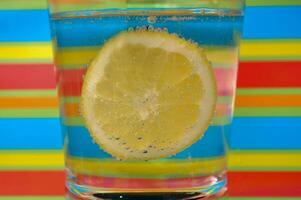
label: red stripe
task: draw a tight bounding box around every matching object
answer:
[0,171,65,196]
[0,170,300,196]
[237,61,301,87]
[58,68,237,96]
[0,64,56,89]
[228,171,301,197]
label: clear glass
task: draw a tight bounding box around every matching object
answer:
[48,0,244,199]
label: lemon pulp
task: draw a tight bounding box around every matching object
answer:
[81,31,217,160]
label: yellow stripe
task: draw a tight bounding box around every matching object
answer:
[0,43,53,61]
[0,151,63,169]
[55,46,238,67]
[1,150,301,171]
[240,40,301,59]
[229,151,301,170]
[67,157,226,178]
[1,40,300,62]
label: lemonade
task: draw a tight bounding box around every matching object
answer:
[52,7,243,199]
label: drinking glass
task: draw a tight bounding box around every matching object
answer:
[48,0,244,199]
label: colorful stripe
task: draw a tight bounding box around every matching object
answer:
[0,0,48,10]
[56,46,237,68]
[66,126,226,159]
[0,171,65,196]
[0,108,58,118]
[231,117,301,149]
[238,61,301,87]
[49,0,243,13]
[0,89,57,97]
[0,43,52,63]
[0,40,300,64]
[243,7,301,39]
[0,10,50,42]
[246,0,301,6]
[1,117,301,150]
[0,171,299,196]
[236,88,301,95]
[0,118,62,149]
[240,40,301,61]
[228,171,301,197]
[0,97,58,108]
[1,0,301,10]
[0,64,56,89]
[235,107,301,117]
[68,157,226,178]
[236,95,301,107]
[229,151,301,171]
[1,150,300,171]
[0,150,63,170]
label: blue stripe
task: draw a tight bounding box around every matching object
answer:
[54,14,242,47]
[0,10,51,42]
[1,117,301,150]
[243,6,301,39]
[1,6,301,42]
[0,118,62,149]
[231,117,301,149]
[67,126,227,159]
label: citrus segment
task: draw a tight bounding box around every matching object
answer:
[81,31,217,160]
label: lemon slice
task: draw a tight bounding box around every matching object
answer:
[81,31,217,160]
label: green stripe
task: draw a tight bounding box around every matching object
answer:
[1,0,300,11]
[237,88,301,95]
[51,0,243,13]
[64,116,84,126]
[0,198,64,200]
[246,0,301,6]
[0,109,59,118]
[0,59,53,64]
[230,149,301,153]
[57,64,87,70]
[0,90,57,97]
[61,97,80,104]
[0,42,51,46]
[62,96,232,104]
[0,0,47,10]
[242,39,301,43]
[0,166,64,170]
[64,116,230,126]
[0,150,63,154]
[235,107,301,117]
[240,55,301,61]
[229,166,301,171]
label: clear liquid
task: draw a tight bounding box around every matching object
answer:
[53,8,243,199]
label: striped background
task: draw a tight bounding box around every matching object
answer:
[0,0,301,199]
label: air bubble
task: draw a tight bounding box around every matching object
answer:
[147,16,157,24]
[147,25,155,31]
[128,27,134,32]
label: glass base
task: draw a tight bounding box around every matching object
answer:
[66,175,227,199]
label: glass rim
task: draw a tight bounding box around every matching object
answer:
[48,0,245,14]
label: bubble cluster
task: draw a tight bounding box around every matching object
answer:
[147,16,157,24]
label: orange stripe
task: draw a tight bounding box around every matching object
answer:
[236,95,301,107]
[64,103,232,117]
[0,97,58,108]
[64,103,79,116]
